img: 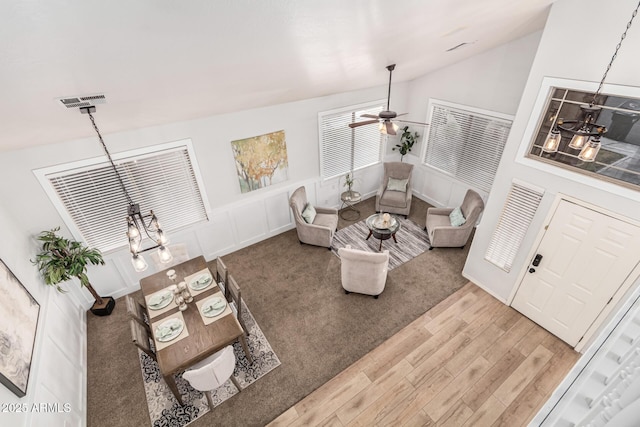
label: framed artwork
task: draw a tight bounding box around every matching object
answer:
[231,130,289,193]
[0,260,40,397]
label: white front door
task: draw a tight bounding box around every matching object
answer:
[512,199,640,347]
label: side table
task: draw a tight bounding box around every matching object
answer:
[340,190,362,220]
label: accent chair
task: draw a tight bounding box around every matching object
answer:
[289,186,339,248]
[376,162,414,217]
[338,245,389,298]
[425,189,484,249]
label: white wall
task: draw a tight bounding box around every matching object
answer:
[463,0,640,305]
[386,30,542,209]
[0,207,86,426]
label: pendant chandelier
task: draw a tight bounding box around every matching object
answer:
[80,106,172,272]
[542,1,640,162]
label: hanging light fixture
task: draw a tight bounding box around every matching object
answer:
[80,106,172,272]
[543,1,639,162]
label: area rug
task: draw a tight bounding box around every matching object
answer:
[137,300,280,427]
[331,217,430,270]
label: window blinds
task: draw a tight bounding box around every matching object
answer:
[484,181,544,272]
[46,146,208,253]
[319,102,384,180]
[423,101,512,192]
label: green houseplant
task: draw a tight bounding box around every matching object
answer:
[392,126,420,161]
[32,227,115,316]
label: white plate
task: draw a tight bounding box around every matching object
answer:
[200,296,227,318]
[155,318,184,342]
[148,290,174,310]
[189,274,213,291]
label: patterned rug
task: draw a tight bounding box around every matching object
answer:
[138,300,280,427]
[331,217,430,270]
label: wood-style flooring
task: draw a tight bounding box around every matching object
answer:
[268,282,580,426]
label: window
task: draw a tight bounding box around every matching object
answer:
[527,86,640,190]
[319,101,385,180]
[423,100,513,192]
[34,140,208,253]
[485,180,544,272]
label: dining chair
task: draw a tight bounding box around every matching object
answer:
[216,256,230,301]
[227,275,249,336]
[129,319,156,361]
[125,294,149,332]
[182,345,242,410]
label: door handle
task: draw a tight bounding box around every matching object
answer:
[532,254,543,267]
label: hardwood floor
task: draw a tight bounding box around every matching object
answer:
[268,282,580,426]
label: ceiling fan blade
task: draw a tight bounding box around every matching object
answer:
[386,121,397,135]
[395,119,430,126]
[395,113,408,118]
[348,119,379,128]
[361,114,380,119]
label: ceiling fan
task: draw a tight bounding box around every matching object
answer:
[348,64,429,136]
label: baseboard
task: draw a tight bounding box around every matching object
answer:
[461,272,508,304]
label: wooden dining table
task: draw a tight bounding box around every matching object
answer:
[140,256,251,405]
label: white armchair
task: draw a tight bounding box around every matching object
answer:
[338,245,389,298]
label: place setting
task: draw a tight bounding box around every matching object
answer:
[196,294,232,325]
[151,311,189,351]
[184,268,215,297]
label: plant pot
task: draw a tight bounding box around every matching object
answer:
[90,296,116,316]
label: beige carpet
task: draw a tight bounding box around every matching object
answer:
[87,196,472,427]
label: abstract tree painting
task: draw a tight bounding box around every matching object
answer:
[0,260,39,397]
[231,130,289,193]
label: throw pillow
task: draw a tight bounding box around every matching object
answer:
[387,177,408,192]
[301,203,317,224]
[449,206,466,227]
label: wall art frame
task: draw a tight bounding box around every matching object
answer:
[0,259,40,397]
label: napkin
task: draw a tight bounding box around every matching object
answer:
[156,322,181,338]
[202,298,226,313]
[149,292,171,306]
[195,275,212,285]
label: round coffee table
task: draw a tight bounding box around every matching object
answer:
[365,213,400,251]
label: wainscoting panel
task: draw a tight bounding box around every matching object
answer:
[264,191,292,233]
[196,212,237,260]
[30,384,82,427]
[231,199,270,245]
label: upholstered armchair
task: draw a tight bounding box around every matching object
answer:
[338,245,389,298]
[425,189,484,249]
[289,186,339,248]
[376,162,414,217]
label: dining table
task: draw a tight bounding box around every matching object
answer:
[140,255,251,405]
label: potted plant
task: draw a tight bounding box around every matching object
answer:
[392,126,420,161]
[344,172,355,194]
[32,227,115,316]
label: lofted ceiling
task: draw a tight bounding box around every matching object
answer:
[0,0,555,152]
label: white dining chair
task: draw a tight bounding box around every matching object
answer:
[182,345,241,410]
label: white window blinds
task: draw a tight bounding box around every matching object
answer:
[485,181,544,272]
[423,100,513,192]
[319,102,384,180]
[41,144,208,253]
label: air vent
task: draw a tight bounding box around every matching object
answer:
[56,93,107,109]
[446,42,473,52]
